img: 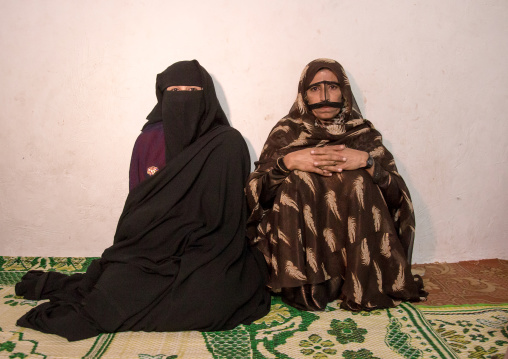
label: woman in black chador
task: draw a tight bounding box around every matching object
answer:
[15,60,270,341]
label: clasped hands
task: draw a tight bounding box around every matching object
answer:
[283,145,373,177]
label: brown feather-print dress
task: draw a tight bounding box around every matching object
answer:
[246,59,426,311]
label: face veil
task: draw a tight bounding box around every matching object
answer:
[289,58,363,123]
[145,60,229,161]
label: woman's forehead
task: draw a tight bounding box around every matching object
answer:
[309,68,339,84]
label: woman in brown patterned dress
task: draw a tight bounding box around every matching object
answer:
[246,58,426,311]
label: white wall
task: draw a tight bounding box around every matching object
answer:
[1,0,507,263]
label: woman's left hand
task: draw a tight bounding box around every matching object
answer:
[317,148,374,175]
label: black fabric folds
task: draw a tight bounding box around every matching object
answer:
[15,60,270,341]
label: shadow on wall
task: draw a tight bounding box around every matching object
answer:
[211,74,258,171]
[347,70,366,117]
[385,137,435,264]
[211,73,230,119]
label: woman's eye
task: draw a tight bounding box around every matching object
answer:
[171,88,179,91]
[190,88,197,91]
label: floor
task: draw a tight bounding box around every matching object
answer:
[413,258,508,306]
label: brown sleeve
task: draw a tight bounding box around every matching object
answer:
[371,160,403,210]
[258,165,290,208]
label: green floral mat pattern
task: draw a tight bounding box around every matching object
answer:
[0,257,507,359]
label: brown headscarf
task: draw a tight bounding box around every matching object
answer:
[290,58,363,122]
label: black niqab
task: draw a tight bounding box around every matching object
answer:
[145,60,229,161]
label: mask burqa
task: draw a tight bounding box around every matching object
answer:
[15,60,270,341]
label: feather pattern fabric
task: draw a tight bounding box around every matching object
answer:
[306,247,318,272]
[284,131,311,149]
[323,228,337,252]
[353,127,370,136]
[278,229,290,246]
[321,263,331,280]
[341,247,347,267]
[286,260,307,280]
[328,124,346,136]
[374,261,383,293]
[361,238,370,266]
[244,58,424,311]
[348,216,356,243]
[392,264,405,291]
[370,146,385,158]
[304,205,317,236]
[280,191,299,211]
[295,170,316,195]
[353,176,365,210]
[249,179,259,203]
[401,190,414,214]
[380,233,392,258]
[352,273,363,304]
[372,205,381,231]
[257,223,265,236]
[394,209,400,222]
[348,118,364,127]
[325,190,341,220]
[272,255,278,276]
[269,125,290,137]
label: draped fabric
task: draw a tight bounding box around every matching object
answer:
[15,61,270,341]
[246,58,426,311]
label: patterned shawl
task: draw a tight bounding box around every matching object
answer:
[246,58,415,259]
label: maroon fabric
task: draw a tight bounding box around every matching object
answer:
[129,122,166,191]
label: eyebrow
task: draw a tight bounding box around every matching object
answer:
[307,81,340,89]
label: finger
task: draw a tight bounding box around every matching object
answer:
[321,165,342,173]
[313,158,346,167]
[309,166,332,177]
[310,146,342,155]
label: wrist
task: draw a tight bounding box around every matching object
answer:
[282,154,293,171]
[277,156,291,174]
[363,153,374,169]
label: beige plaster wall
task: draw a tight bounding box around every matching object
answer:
[1,0,507,263]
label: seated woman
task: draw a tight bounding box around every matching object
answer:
[14,60,270,341]
[246,58,426,311]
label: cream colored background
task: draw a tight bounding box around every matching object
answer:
[1,0,507,263]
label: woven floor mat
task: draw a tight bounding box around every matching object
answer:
[1,257,507,358]
[412,259,508,306]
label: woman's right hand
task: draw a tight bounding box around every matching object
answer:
[283,145,347,176]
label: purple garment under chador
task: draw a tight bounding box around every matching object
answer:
[129,122,166,191]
